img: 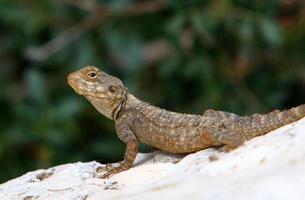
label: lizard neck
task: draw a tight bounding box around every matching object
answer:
[125,93,143,108]
[85,89,128,121]
[86,96,114,120]
[124,93,153,112]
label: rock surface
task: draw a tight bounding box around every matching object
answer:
[1,118,305,200]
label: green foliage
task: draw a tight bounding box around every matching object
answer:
[0,0,305,182]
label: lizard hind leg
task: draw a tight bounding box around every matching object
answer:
[203,110,245,151]
[209,128,246,152]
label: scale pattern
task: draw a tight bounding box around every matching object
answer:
[67,66,305,178]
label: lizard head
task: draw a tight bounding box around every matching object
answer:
[67,66,127,120]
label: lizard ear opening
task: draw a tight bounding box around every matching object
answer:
[109,85,117,93]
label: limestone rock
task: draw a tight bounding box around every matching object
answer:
[1,118,305,200]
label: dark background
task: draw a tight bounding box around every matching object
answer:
[0,0,305,183]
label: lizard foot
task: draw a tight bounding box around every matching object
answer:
[98,168,119,179]
[218,144,239,152]
[97,163,114,173]
[96,161,124,179]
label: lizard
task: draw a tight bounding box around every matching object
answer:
[67,65,305,178]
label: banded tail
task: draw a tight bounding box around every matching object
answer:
[240,104,305,139]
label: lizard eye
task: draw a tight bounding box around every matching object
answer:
[109,85,117,93]
[88,71,97,78]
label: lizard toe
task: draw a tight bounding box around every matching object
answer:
[98,171,114,179]
[96,163,115,173]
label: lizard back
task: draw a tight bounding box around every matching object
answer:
[123,94,218,153]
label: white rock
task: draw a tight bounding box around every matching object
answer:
[1,118,305,200]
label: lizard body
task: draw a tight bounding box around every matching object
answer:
[68,66,305,178]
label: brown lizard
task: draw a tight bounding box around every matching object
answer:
[67,66,305,178]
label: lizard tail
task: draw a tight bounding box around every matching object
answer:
[241,104,305,139]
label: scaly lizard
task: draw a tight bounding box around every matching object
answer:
[67,66,305,178]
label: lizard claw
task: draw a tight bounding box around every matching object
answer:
[97,167,123,179]
[96,161,125,178]
[96,163,114,173]
[96,161,124,173]
[98,171,115,179]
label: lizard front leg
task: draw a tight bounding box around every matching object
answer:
[97,121,138,179]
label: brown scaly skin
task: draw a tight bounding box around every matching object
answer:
[67,66,305,178]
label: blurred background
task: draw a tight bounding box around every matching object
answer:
[1,0,305,183]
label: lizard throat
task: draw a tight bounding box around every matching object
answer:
[85,92,127,120]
